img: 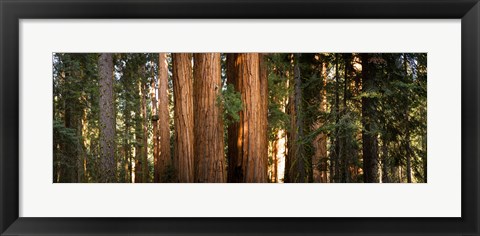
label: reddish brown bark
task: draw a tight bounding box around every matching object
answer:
[227,53,268,183]
[155,53,172,182]
[313,59,328,183]
[193,53,226,183]
[172,53,194,183]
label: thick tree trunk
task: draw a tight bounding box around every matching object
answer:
[172,53,195,183]
[227,53,268,183]
[193,53,226,183]
[360,53,379,183]
[156,53,172,182]
[98,53,116,183]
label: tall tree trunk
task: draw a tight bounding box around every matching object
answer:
[285,54,306,183]
[134,80,144,183]
[381,136,389,183]
[193,53,226,183]
[63,93,77,182]
[172,53,194,183]
[333,54,340,183]
[341,53,350,183]
[150,70,159,182]
[285,75,294,183]
[360,53,379,183]
[98,53,116,183]
[141,82,149,183]
[271,138,278,182]
[156,53,172,182]
[123,108,131,183]
[226,53,239,182]
[259,53,269,181]
[227,53,268,183]
[403,53,412,183]
[293,53,306,182]
[313,59,328,183]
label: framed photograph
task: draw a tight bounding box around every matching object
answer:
[1,0,478,235]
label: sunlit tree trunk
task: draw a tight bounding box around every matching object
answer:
[254,53,268,182]
[172,53,194,183]
[156,53,172,182]
[227,53,268,183]
[193,53,226,183]
[98,53,116,183]
[259,53,269,181]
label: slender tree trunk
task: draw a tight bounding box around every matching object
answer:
[341,53,350,183]
[293,53,306,182]
[98,53,116,183]
[156,53,172,182]
[172,53,194,183]
[135,80,144,183]
[403,53,412,183]
[285,75,294,183]
[150,70,159,182]
[271,137,279,182]
[227,53,268,183]
[360,53,379,183]
[226,53,239,182]
[422,134,427,182]
[381,136,389,183]
[259,53,269,181]
[63,95,77,182]
[141,82,149,183]
[313,59,328,183]
[123,109,131,183]
[333,54,340,183]
[193,53,226,183]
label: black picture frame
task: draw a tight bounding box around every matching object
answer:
[1,0,479,235]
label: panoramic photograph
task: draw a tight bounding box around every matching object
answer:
[53,53,427,183]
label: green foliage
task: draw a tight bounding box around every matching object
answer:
[217,83,243,126]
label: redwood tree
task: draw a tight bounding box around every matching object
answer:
[172,53,194,183]
[155,53,172,182]
[227,53,268,183]
[193,53,226,182]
